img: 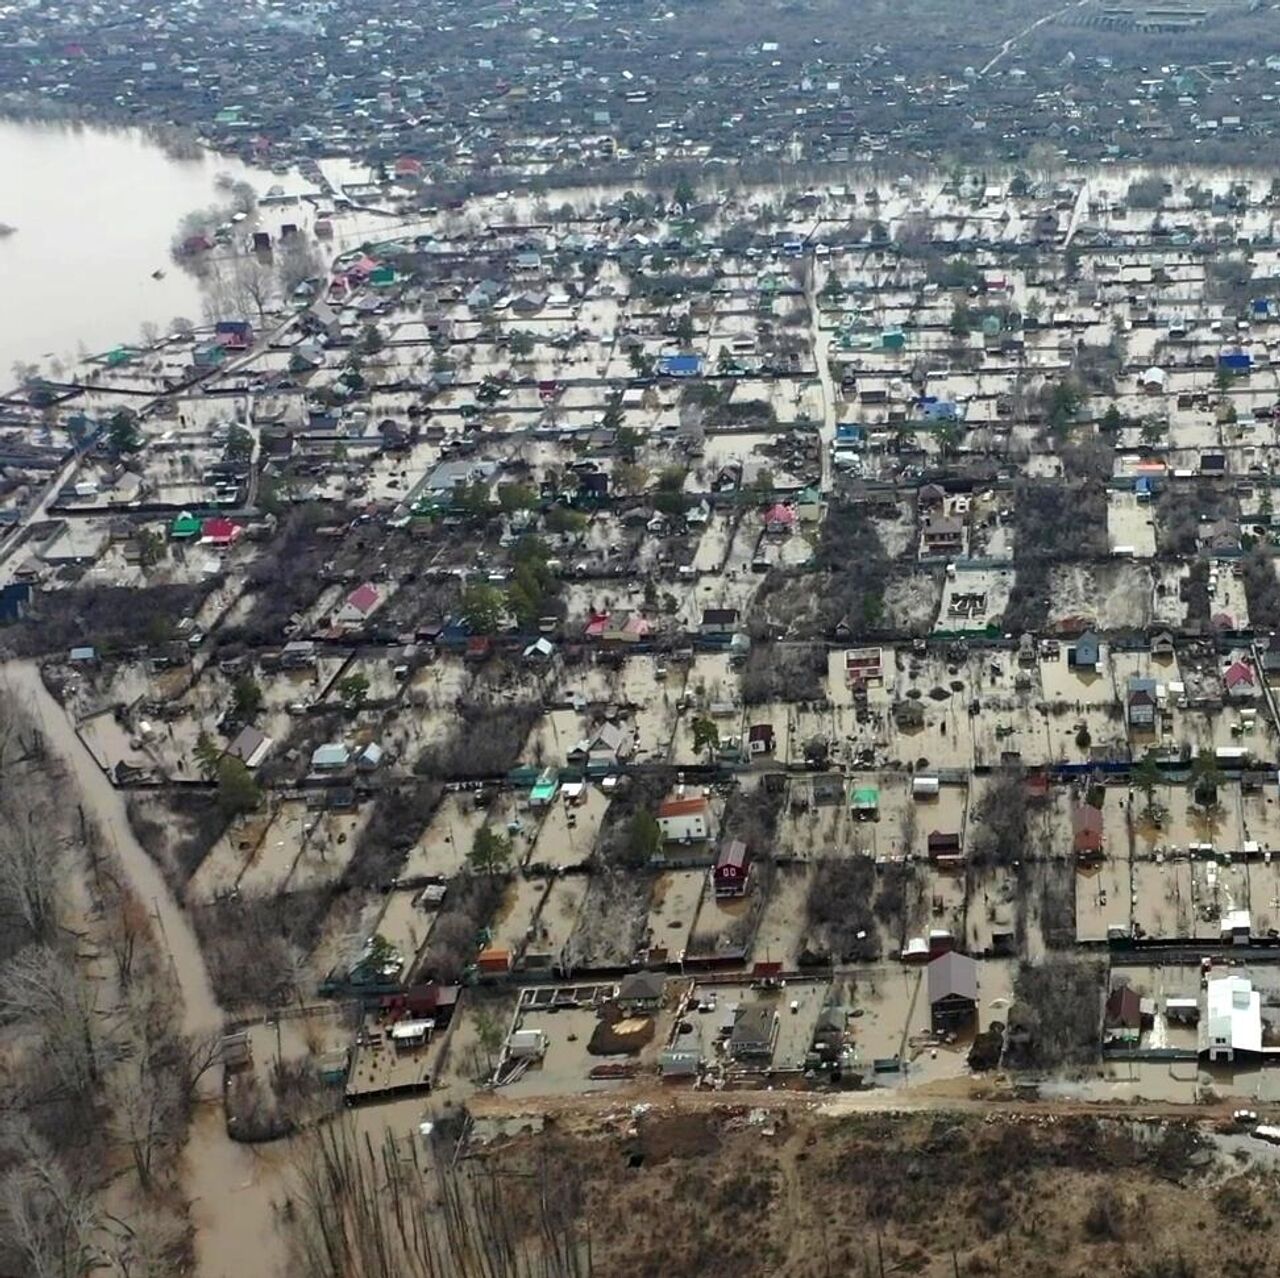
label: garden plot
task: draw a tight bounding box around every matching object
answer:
[691,512,738,573]
[1106,492,1158,558]
[489,876,553,958]
[287,807,367,891]
[1243,859,1280,934]
[1239,784,1280,853]
[773,777,913,860]
[1156,785,1246,855]
[189,813,273,904]
[677,569,764,633]
[902,783,970,861]
[1207,564,1248,629]
[882,571,945,634]
[563,870,653,969]
[933,565,1014,634]
[320,654,405,707]
[1075,853,1133,943]
[528,785,609,870]
[1038,649,1121,705]
[525,708,586,768]
[1045,562,1155,630]
[77,711,155,778]
[522,875,590,969]
[681,979,828,1074]
[406,656,473,708]
[645,869,709,962]
[397,792,517,881]
[1035,700,1128,767]
[750,863,813,967]
[498,1006,640,1101]
[374,887,438,976]
[235,802,315,897]
[781,702,837,768]
[827,645,900,710]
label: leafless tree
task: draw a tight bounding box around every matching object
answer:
[0,1121,101,1278]
[278,236,324,295]
[0,946,103,1102]
[0,811,63,949]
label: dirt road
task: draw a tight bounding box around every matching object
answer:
[468,1075,1248,1129]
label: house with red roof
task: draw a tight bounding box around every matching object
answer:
[200,516,241,548]
[336,582,382,626]
[1224,658,1258,698]
[345,255,381,284]
[1072,805,1104,860]
[656,793,712,843]
[763,503,797,534]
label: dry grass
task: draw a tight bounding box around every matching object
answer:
[473,1109,1274,1278]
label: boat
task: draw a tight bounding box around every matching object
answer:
[151,269,165,280]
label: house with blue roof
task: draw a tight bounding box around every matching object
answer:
[657,354,703,378]
[918,397,961,422]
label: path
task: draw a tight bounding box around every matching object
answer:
[980,0,1091,77]
[468,1075,1247,1126]
[804,257,835,493]
[1063,178,1092,248]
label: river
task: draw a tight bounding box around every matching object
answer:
[0,120,268,376]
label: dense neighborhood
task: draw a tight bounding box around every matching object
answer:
[7,161,1280,1114]
[6,1,1280,1274]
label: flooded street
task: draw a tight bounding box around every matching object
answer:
[4,660,221,1036]
[0,120,265,374]
[4,659,297,1273]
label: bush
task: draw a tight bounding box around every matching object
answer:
[1006,959,1103,1070]
[347,781,443,887]
[416,700,540,780]
[805,859,879,962]
[740,643,826,704]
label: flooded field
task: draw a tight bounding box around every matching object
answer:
[0,121,272,370]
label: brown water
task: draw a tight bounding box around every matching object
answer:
[0,120,266,375]
[5,660,224,1036]
[4,660,297,1274]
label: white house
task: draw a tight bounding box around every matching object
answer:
[656,793,711,843]
[1202,974,1262,1062]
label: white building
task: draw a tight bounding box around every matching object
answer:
[656,794,711,843]
[1202,974,1262,1063]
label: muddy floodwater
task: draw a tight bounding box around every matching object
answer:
[6,660,222,1035]
[0,120,265,373]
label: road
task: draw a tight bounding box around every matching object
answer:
[469,1075,1251,1127]
[0,450,79,587]
[979,0,1092,77]
[4,660,223,1039]
[804,257,836,493]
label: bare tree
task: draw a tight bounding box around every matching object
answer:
[106,1046,183,1193]
[0,1122,101,1278]
[0,946,102,1102]
[278,236,324,295]
[0,811,63,948]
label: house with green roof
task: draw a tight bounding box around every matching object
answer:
[170,511,202,541]
[849,784,880,818]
